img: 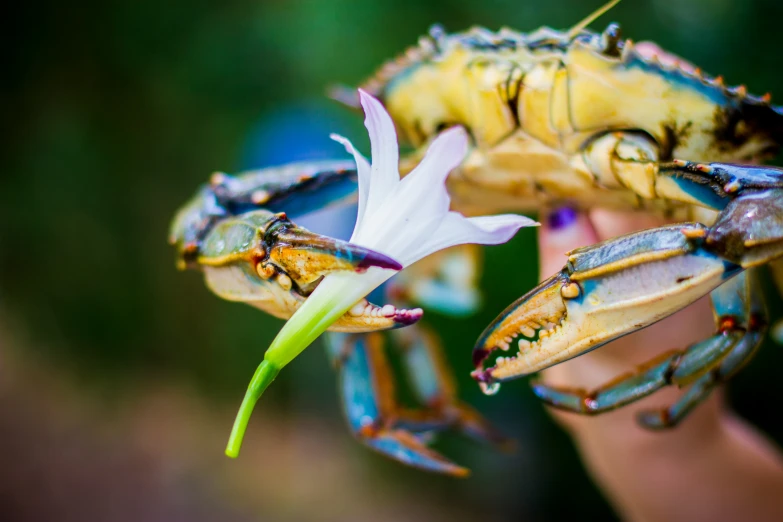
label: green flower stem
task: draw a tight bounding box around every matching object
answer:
[225,268,392,458]
[225,360,279,458]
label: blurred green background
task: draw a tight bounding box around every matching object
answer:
[2,0,782,520]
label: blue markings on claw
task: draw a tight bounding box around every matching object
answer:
[720,261,743,280]
[711,272,747,318]
[668,175,729,211]
[572,278,595,305]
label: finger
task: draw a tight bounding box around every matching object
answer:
[538,207,599,279]
[589,208,669,242]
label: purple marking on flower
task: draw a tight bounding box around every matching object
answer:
[547,207,578,230]
[356,250,403,271]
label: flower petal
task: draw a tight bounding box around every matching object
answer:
[351,126,469,257]
[402,212,538,265]
[359,90,400,216]
[330,133,371,232]
[403,126,469,190]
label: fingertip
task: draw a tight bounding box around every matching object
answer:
[538,207,598,278]
[589,208,668,241]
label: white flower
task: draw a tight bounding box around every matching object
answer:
[226,90,537,457]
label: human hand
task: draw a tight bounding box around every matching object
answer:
[537,207,783,522]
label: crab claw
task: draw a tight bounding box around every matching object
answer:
[265,216,402,290]
[472,223,743,388]
[197,210,420,332]
[471,272,569,389]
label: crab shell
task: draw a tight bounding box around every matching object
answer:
[362,23,783,214]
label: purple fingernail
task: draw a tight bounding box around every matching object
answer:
[547,207,577,230]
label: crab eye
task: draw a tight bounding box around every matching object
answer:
[600,23,623,58]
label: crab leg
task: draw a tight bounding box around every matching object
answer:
[318,244,508,473]
[769,259,783,344]
[637,272,767,428]
[170,160,358,268]
[392,325,511,448]
[474,162,782,426]
[326,332,469,477]
[531,271,766,421]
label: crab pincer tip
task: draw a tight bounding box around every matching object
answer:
[356,249,403,271]
[393,307,424,326]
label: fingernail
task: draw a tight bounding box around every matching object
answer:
[547,207,577,230]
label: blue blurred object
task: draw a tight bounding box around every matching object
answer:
[241,99,361,240]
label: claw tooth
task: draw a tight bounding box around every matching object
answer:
[349,300,368,317]
[539,329,550,339]
[381,304,396,317]
[251,190,272,205]
[504,336,513,344]
[518,339,531,350]
[210,171,228,186]
[723,180,742,194]
[276,273,292,291]
[520,326,536,338]
[498,340,510,351]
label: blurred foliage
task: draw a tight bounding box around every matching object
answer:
[2,0,783,520]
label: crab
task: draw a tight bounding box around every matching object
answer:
[170,0,783,476]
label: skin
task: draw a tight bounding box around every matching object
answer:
[538,208,783,522]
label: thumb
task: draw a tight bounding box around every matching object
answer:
[538,207,599,279]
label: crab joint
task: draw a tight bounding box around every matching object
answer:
[256,262,275,279]
[560,282,581,299]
